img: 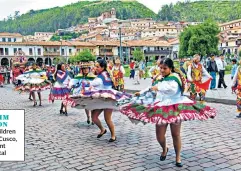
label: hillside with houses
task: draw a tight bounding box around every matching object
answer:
[0,0,241,67]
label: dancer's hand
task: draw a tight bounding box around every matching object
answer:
[134,92,140,96]
[151,86,158,91]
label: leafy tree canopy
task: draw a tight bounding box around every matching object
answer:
[179,20,220,58]
[69,49,95,63]
[158,1,241,22]
[133,48,144,62]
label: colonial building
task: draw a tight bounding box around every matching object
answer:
[141,26,178,39]
[219,39,239,56]
[0,32,23,42]
[0,33,175,66]
[220,19,241,31]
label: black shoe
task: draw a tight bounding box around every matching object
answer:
[236,114,241,118]
[91,122,95,125]
[29,98,33,101]
[64,111,68,116]
[33,102,37,107]
[60,110,63,114]
[176,162,183,167]
[109,137,117,142]
[160,148,168,161]
[97,129,107,138]
[87,120,90,124]
[39,104,42,106]
[224,86,227,89]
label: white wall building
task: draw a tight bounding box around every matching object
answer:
[0,33,23,42]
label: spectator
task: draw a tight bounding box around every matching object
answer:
[207,55,218,90]
[129,60,135,79]
[216,55,227,89]
[231,59,238,80]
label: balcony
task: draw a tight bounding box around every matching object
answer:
[99,52,114,56]
[43,51,60,56]
[144,50,172,55]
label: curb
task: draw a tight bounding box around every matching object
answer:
[125,89,236,106]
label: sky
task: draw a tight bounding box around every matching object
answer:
[0,0,181,20]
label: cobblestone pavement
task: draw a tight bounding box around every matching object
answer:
[0,85,241,171]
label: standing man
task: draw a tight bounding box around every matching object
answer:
[207,55,218,90]
[217,55,227,88]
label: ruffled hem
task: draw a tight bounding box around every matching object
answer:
[48,94,69,101]
[79,89,131,100]
[15,82,51,92]
[65,89,131,107]
[120,102,217,125]
[49,87,70,101]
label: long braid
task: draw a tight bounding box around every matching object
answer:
[172,67,186,94]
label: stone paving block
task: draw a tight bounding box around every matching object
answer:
[130,167,146,171]
[203,166,220,171]
[230,164,241,170]
[187,166,204,171]
[75,164,91,170]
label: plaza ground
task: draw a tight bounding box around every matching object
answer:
[0,84,241,171]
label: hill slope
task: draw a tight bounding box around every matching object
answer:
[158,0,241,22]
[0,0,157,35]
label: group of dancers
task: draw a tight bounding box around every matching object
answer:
[13,57,217,167]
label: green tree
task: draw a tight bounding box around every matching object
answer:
[133,48,144,62]
[53,57,66,65]
[69,49,95,64]
[179,20,220,58]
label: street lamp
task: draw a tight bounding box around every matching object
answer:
[119,27,122,62]
[104,44,106,60]
[34,46,36,62]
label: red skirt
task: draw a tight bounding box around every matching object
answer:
[0,74,4,83]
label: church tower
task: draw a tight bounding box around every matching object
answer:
[111,8,116,18]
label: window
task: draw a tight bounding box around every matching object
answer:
[2,38,6,42]
[226,42,228,46]
[5,48,9,55]
[14,48,17,53]
[69,49,72,54]
[18,48,22,51]
[0,48,3,55]
[235,49,238,54]
[61,49,65,55]
[14,38,16,42]
[29,48,33,55]
[37,48,41,55]
[221,43,222,47]
[8,38,11,42]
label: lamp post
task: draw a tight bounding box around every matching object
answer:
[34,46,36,62]
[119,27,122,61]
[103,45,106,60]
[65,45,68,64]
